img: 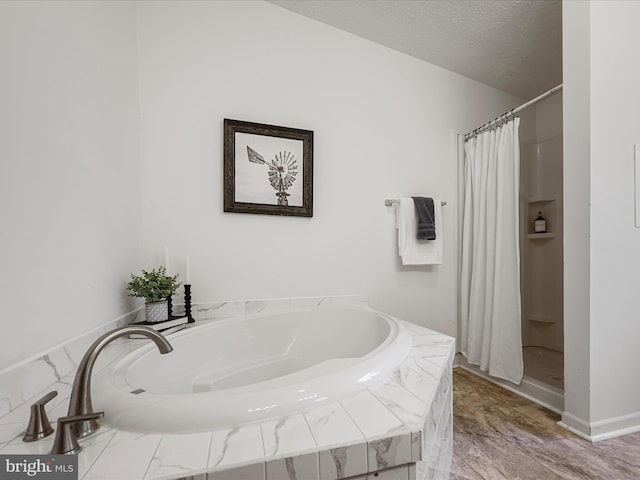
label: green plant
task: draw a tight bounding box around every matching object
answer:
[126,266,181,303]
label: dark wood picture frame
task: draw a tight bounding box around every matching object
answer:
[223,119,313,217]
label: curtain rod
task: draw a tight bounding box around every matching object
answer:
[463,83,563,141]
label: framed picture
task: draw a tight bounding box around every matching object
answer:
[223,119,314,217]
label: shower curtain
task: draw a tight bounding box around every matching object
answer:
[460,117,523,384]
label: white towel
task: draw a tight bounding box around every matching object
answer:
[397,197,443,265]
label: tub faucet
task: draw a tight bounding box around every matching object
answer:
[67,325,173,439]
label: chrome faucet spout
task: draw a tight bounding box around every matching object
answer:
[67,325,173,438]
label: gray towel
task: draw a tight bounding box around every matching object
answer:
[412,197,436,240]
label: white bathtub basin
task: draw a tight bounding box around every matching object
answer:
[93,305,412,433]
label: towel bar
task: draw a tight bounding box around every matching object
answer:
[385,199,446,207]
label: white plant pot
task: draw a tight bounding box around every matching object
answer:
[145,300,169,323]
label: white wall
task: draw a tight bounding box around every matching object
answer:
[589,0,640,435]
[136,0,521,336]
[563,0,640,439]
[0,0,522,373]
[0,1,141,370]
[535,92,563,143]
[562,0,592,436]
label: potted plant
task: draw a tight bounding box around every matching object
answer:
[126,266,181,322]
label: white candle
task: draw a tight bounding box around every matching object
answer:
[186,256,191,284]
[164,247,170,275]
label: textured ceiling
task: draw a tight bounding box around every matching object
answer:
[268,0,562,100]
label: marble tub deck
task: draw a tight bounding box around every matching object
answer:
[0,321,454,480]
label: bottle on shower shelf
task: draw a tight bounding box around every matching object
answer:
[534,211,547,233]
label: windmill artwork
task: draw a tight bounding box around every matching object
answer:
[246,146,298,206]
[223,119,314,217]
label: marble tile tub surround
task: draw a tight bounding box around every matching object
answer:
[0,294,368,421]
[0,308,142,420]
[194,294,369,322]
[0,309,454,480]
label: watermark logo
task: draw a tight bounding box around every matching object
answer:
[0,455,77,480]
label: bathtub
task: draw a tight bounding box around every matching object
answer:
[93,305,412,433]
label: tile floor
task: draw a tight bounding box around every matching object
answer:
[452,368,640,479]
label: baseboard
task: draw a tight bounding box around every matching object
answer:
[559,410,640,442]
[554,398,640,443]
[590,411,640,441]
[559,412,591,440]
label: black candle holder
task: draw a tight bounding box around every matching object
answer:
[184,284,194,323]
[167,296,173,318]
[165,286,193,322]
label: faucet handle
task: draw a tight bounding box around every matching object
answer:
[50,411,104,455]
[22,390,58,442]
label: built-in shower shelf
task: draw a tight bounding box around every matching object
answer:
[528,233,556,239]
[528,314,557,324]
[528,196,557,203]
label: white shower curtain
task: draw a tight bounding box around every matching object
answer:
[460,117,523,384]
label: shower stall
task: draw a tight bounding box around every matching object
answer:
[520,131,564,393]
[457,88,564,412]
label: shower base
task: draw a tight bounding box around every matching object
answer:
[523,345,564,390]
